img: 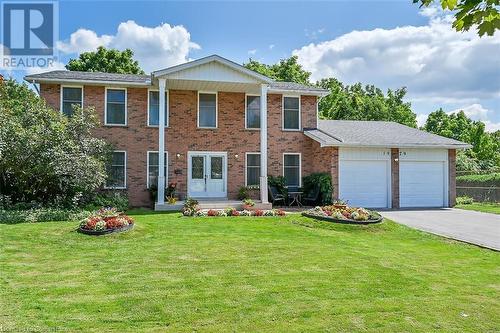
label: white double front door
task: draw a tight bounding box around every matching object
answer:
[188,152,227,198]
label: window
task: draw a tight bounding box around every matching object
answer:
[283,153,301,187]
[246,153,261,186]
[283,96,300,130]
[198,92,217,128]
[105,88,126,125]
[148,90,168,126]
[61,87,82,116]
[147,151,168,188]
[106,151,126,188]
[246,95,260,129]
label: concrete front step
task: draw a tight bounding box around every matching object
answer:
[155,199,272,211]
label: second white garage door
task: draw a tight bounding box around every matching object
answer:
[339,148,391,208]
[400,161,446,207]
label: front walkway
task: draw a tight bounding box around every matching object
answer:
[381,208,500,251]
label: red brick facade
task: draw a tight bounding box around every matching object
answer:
[41,84,333,206]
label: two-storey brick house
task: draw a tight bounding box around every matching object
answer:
[26,55,470,209]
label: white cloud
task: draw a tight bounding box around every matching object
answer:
[57,20,200,73]
[293,12,500,104]
[248,49,257,55]
[416,113,428,127]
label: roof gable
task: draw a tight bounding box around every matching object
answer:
[152,55,273,84]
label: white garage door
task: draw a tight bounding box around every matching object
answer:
[400,161,445,207]
[339,148,391,208]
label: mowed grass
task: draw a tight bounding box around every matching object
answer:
[456,202,500,215]
[0,213,499,332]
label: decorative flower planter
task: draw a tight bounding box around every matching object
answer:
[301,212,383,225]
[78,223,134,235]
[302,206,383,225]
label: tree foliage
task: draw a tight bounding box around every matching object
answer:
[0,79,112,206]
[414,0,500,36]
[423,108,500,169]
[244,56,311,85]
[66,46,145,74]
[317,78,417,128]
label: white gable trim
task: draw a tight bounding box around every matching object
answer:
[152,55,273,83]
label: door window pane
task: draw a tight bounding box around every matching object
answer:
[148,91,168,126]
[61,87,82,116]
[283,154,300,186]
[283,97,300,130]
[246,95,260,129]
[246,153,261,186]
[192,156,204,179]
[198,93,217,127]
[106,89,126,125]
[211,156,223,179]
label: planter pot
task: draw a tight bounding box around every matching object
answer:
[78,223,134,235]
[301,212,383,225]
[241,204,255,211]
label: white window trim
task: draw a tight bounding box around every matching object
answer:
[282,152,302,187]
[197,91,218,129]
[104,87,127,126]
[104,150,127,189]
[245,152,261,187]
[282,95,301,131]
[146,151,169,189]
[245,94,261,130]
[147,89,169,128]
[60,85,84,115]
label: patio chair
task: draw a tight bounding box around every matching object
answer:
[302,185,320,206]
[268,186,286,206]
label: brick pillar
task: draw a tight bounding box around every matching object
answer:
[331,147,339,201]
[391,148,400,209]
[448,149,457,207]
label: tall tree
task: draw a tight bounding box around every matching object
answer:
[413,0,500,36]
[317,78,417,128]
[66,46,145,74]
[244,56,311,85]
[423,109,500,169]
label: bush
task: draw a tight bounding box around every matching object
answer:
[456,173,500,183]
[83,192,129,211]
[0,208,92,224]
[302,173,333,205]
[268,176,287,197]
[456,196,474,205]
[237,186,249,200]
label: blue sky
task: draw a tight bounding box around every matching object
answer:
[2,0,499,130]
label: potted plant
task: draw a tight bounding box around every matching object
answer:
[242,198,255,210]
[166,182,177,204]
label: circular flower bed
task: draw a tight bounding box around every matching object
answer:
[78,207,134,235]
[302,205,383,224]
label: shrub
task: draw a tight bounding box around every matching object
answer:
[302,173,333,205]
[0,208,92,224]
[242,199,255,207]
[237,186,249,200]
[456,173,500,183]
[84,192,129,211]
[456,196,474,205]
[268,176,287,198]
[182,198,199,216]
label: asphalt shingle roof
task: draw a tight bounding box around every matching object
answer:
[305,120,471,148]
[269,81,328,94]
[25,70,151,84]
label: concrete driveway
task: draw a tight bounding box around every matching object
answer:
[381,208,500,251]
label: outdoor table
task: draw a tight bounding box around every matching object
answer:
[288,191,303,207]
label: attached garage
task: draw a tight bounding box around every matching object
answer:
[399,149,448,208]
[339,148,391,208]
[305,120,471,209]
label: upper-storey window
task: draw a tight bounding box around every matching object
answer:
[61,86,83,116]
[148,90,168,126]
[105,88,127,126]
[198,92,217,128]
[246,95,260,129]
[283,96,300,130]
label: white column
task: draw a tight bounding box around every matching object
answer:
[259,84,269,204]
[157,78,166,205]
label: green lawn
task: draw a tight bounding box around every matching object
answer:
[1,213,499,332]
[456,202,500,214]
